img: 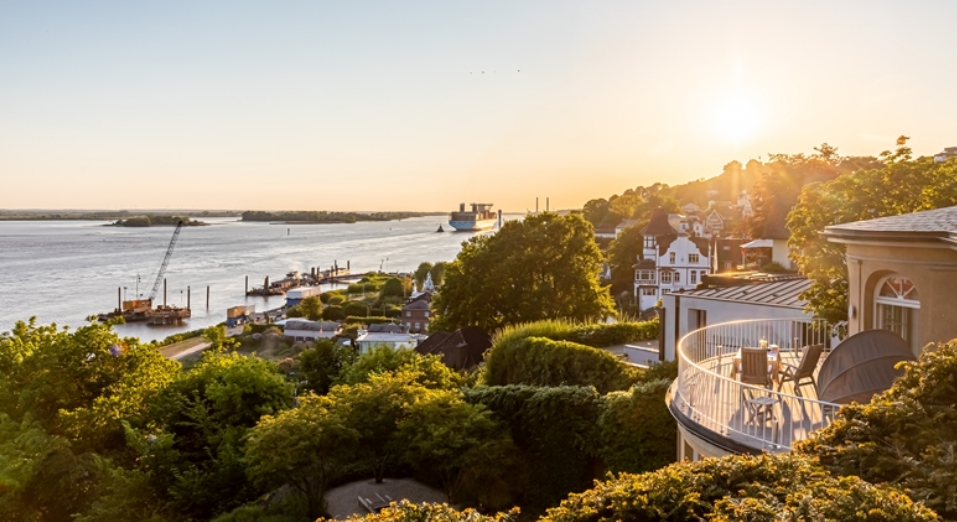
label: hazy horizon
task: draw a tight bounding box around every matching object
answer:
[3,0,956,212]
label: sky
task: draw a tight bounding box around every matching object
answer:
[1,1,956,212]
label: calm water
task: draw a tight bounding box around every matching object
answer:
[0,216,499,342]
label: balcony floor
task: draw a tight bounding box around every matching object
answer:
[675,352,834,452]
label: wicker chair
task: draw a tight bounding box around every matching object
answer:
[777,344,824,393]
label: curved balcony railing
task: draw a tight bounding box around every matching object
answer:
[673,319,843,452]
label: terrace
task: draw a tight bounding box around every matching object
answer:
[669,319,843,453]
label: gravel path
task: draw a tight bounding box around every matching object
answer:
[324,478,446,520]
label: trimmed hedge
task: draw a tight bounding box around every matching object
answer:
[485,336,639,394]
[597,379,675,473]
[492,319,658,353]
[344,316,394,325]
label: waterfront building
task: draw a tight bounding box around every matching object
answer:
[283,319,341,343]
[356,323,421,352]
[402,296,432,333]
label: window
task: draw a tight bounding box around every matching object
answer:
[724,261,733,270]
[689,253,699,264]
[874,275,920,353]
[642,287,656,296]
[674,271,681,283]
[690,271,697,284]
[700,270,707,281]
[669,252,676,264]
[661,271,672,284]
[424,311,430,318]
[406,311,411,317]
[414,322,420,331]
[636,270,654,282]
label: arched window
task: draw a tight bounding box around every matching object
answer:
[874,275,920,352]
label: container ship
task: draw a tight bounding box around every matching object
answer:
[449,203,497,231]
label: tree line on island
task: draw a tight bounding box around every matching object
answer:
[240,210,444,224]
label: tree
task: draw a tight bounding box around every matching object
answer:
[328,372,431,483]
[581,198,609,227]
[396,391,512,503]
[297,339,358,395]
[414,262,433,291]
[798,337,957,519]
[338,347,466,390]
[298,296,323,321]
[432,213,614,332]
[430,261,448,288]
[606,223,645,297]
[788,141,957,321]
[245,394,358,520]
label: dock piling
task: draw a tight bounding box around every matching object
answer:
[117,287,121,310]
[187,286,191,311]
[206,286,210,309]
[164,278,167,307]
[245,275,248,295]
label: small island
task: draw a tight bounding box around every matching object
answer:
[241,210,444,224]
[109,215,207,227]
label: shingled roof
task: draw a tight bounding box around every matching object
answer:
[415,326,491,371]
[641,207,677,237]
[825,205,957,247]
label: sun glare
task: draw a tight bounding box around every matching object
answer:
[713,98,759,143]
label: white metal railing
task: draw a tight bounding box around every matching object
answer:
[673,319,844,452]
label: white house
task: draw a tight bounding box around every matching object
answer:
[283,319,341,343]
[634,208,712,311]
[355,324,423,353]
[658,277,812,361]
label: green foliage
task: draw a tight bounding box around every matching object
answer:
[297,340,359,395]
[582,198,610,227]
[464,385,603,512]
[338,347,466,390]
[246,394,359,520]
[141,352,294,520]
[322,305,346,321]
[298,296,323,320]
[543,453,937,522]
[485,337,639,394]
[335,501,519,522]
[0,318,180,453]
[430,262,448,288]
[789,143,957,321]
[596,379,675,474]
[759,261,790,273]
[327,293,347,305]
[414,262,433,291]
[798,337,957,519]
[396,391,513,503]
[606,223,645,296]
[343,300,370,317]
[432,213,614,332]
[345,315,395,325]
[491,319,658,354]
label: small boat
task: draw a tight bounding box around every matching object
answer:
[436,225,445,233]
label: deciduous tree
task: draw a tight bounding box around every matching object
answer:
[432,213,614,332]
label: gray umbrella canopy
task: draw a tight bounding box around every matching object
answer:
[817,329,917,405]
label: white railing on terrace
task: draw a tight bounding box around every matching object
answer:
[673,319,844,452]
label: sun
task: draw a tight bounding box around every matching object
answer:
[713,97,759,143]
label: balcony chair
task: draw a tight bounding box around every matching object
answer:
[777,344,824,394]
[739,348,777,426]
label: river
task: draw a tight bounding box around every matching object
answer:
[0,216,505,342]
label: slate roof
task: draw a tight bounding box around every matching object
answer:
[415,326,491,371]
[368,323,409,333]
[825,206,957,246]
[402,300,431,310]
[641,207,677,237]
[284,319,340,332]
[668,278,811,308]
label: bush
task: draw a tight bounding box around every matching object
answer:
[344,316,394,325]
[493,319,658,353]
[597,379,675,473]
[484,336,640,394]
[342,301,369,317]
[384,305,402,318]
[463,385,603,512]
[321,306,345,321]
[284,305,303,318]
[543,453,936,522]
[327,294,346,305]
[798,337,957,518]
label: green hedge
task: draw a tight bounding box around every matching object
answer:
[463,385,603,512]
[492,318,658,353]
[597,379,675,473]
[485,336,639,394]
[344,316,394,325]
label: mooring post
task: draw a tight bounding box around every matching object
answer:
[187,286,191,311]
[206,286,210,309]
[245,275,248,295]
[164,278,167,307]
[347,260,350,271]
[117,287,121,310]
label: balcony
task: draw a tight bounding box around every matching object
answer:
[670,319,842,453]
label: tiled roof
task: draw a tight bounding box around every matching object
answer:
[285,319,340,331]
[641,207,677,237]
[825,206,957,242]
[668,278,810,308]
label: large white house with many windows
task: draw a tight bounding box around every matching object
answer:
[635,208,711,310]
